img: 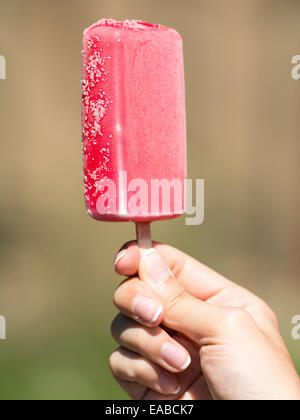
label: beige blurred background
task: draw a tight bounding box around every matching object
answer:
[0,0,299,400]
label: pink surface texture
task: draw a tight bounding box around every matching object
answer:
[82,19,186,222]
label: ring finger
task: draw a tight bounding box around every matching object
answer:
[110,347,181,396]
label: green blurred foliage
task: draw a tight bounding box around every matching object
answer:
[0,0,299,399]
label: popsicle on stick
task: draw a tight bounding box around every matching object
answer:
[82,19,187,248]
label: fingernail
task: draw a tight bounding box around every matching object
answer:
[161,342,191,371]
[159,372,181,395]
[114,249,127,266]
[132,297,163,323]
[142,249,170,284]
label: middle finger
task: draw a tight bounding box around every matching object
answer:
[111,313,191,373]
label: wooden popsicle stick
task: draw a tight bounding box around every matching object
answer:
[136,222,152,250]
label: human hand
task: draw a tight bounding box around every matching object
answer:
[110,242,300,400]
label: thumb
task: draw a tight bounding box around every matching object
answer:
[139,248,226,345]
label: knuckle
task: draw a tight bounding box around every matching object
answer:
[111,313,136,345]
[125,366,135,382]
[113,282,127,307]
[221,307,251,331]
[110,313,126,340]
[109,350,119,372]
[111,314,147,349]
[113,278,144,309]
[109,348,136,381]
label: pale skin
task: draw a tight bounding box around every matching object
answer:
[110,241,300,400]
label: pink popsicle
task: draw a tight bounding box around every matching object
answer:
[82,19,186,243]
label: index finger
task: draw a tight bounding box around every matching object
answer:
[114,241,236,301]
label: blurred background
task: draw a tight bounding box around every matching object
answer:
[0,0,299,400]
